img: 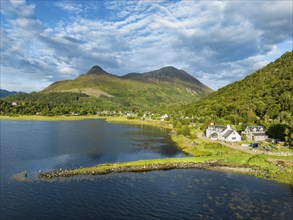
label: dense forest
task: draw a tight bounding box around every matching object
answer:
[0,92,138,116]
[181,51,292,124]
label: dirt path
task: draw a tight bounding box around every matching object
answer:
[198,133,293,157]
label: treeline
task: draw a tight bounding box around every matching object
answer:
[0,92,139,116]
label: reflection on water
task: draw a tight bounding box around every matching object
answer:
[1,120,292,220]
[1,119,185,173]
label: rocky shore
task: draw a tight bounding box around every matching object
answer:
[38,161,226,179]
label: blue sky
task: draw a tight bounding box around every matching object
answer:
[1,0,292,92]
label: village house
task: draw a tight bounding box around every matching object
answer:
[241,126,268,141]
[160,114,168,121]
[206,124,241,142]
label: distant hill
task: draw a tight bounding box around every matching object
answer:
[183,51,293,126]
[42,66,213,109]
[0,89,18,98]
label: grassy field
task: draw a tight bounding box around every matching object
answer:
[171,134,293,184]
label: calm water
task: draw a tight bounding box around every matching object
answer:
[1,120,292,219]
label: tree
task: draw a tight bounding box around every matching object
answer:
[284,127,293,148]
[175,122,183,135]
[182,125,190,136]
[267,123,288,140]
[176,122,182,129]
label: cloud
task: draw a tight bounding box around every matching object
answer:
[0,0,292,92]
[54,1,83,14]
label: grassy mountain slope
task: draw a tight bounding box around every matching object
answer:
[122,66,212,97]
[183,51,293,125]
[42,66,212,109]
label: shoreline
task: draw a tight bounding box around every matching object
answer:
[0,115,103,121]
[0,115,172,129]
[2,115,292,184]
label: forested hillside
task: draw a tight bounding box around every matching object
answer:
[181,51,292,139]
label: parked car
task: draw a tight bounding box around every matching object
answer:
[250,142,260,148]
[263,146,272,151]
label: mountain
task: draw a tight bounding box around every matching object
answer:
[42,66,213,109]
[124,66,200,83]
[122,66,210,97]
[183,51,293,126]
[86,65,110,75]
[0,89,18,98]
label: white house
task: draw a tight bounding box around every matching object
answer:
[160,114,168,121]
[222,129,242,142]
[206,125,241,142]
[206,125,227,140]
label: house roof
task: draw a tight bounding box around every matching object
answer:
[252,132,267,137]
[208,125,226,132]
[223,130,234,138]
[246,126,265,132]
[211,132,218,138]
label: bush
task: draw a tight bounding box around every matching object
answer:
[182,125,190,136]
[176,128,182,135]
[190,132,198,139]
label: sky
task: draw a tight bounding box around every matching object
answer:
[0,0,292,92]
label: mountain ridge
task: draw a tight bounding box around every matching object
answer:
[123,66,204,85]
[42,65,213,109]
